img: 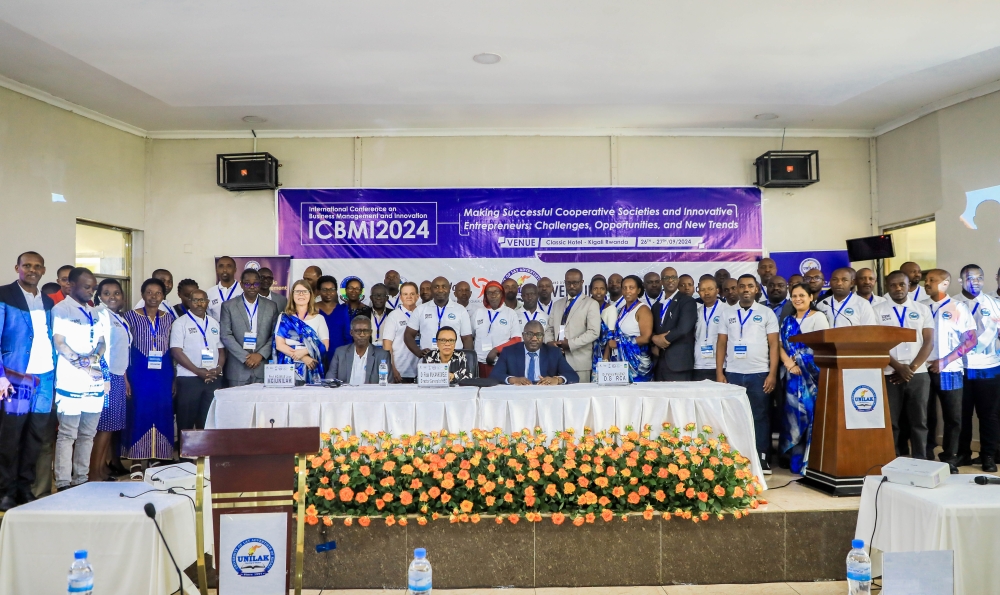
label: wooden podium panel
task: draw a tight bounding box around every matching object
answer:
[790,327,914,496]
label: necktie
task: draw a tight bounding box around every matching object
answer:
[527,352,537,383]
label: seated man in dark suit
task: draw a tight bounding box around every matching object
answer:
[490,321,579,385]
[325,317,394,385]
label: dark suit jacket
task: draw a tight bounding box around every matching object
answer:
[651,292,697,376]
[325,343,395,384]
[219,296,280,384]
[0,282,56,413]
[489,343,580,384]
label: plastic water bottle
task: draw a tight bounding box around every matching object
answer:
[407,547,432,594]
[67,550,94,595]
[379,360,389,386]
[846,539,871,595]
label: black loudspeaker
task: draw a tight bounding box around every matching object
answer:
[754,150,819,188]
[217,153,280,191]
[846,235,895,262]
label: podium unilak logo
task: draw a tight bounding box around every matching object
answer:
[232,538,275,577]
[850,385,877,413]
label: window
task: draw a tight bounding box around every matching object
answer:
[884,218,936,277]
[76,220,132,300]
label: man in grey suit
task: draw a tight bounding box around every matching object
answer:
[544,268,601,382]
[220,269,279,386]
[326,317,394,385]
[258,267,288,314]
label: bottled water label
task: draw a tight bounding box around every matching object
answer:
[407,578,432,592]
[68,582,93,594]
[847,569,871,581]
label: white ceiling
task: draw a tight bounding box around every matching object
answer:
[2,0,1000,134]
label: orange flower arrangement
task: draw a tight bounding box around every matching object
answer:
[302,423,764,526]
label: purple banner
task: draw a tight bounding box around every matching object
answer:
[278,187,762,261]
[215,255,291,296]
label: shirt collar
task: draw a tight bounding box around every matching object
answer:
[18,283,41,301]
[354,346,370,359]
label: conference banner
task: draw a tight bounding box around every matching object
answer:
[277,187,762,303]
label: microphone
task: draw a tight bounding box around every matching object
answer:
[974,476,1000,485]
[144,503,185,594]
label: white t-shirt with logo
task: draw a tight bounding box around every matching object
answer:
[874,298,933,375]
[955,293,1000,370]
[53,297,110,409]
[718,304,779,375]
[694,301,727,370]
[207,282,243,322]
[370,308,392,347]
[382,307,419,378]
[919,297,975,374]
[861,294,887,308]
[817,293,878,328]
[407,301,473,350]
[515,306,550,334]
[169,312,224,377]
[473,305,517,359]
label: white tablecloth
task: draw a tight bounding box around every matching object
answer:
[0,482,211,595]
[477,382,762,482]
[206,384,480,436]
[855,474,1000,595]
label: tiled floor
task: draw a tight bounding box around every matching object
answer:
[245,583,856,595]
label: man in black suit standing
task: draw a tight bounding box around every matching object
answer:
[490,321,579,385]
[651,266,698,381]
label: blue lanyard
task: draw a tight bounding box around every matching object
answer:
[971,301,980,317]
[830,293,853,327]
[111,310,132,344]
[244,299,258,332]
[866,294,875,304]
[404,310,411,320]
[659,295,674,325]
[523,310,538,323]
[796,311,809,329]
[187,312,209,347]
[615,296,625,310]
[771,299,787,315]
[617,300,639,326]
[219,283,238,303]
[373,310,388,338]
[930,299,950,319]
[387,295,399,310]
[541,301,552,316]
[736,307,754,340]
[436,305,447,330]
[78,307,95,342]
[702,301,718,340]
[644,291,663,309]
[145,311,161,350]
[487,309,500,334]
[912,286,922,302]
[892,306,908,328]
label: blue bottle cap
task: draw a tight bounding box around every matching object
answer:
[852,539,864,549]
[74,550,87,559]
[414,548,426,558]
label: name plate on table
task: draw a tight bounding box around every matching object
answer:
[263,364,295,388]
[596,361,630,386]
[418,363,449,387]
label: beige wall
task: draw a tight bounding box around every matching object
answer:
[0,86,145,287]
[877,90,1000,283]
[147,134,874,287]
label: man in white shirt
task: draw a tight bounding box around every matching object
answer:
[716,274,779,473]
[52,268,108,491]
[515,283,550,334]
[369,283,391,347]
[642,271,664,310]
[955,264,1000,471]
[901,261,924,303]
[383,282,420,383]
[817,268,878,328]
[208,256,243,322]
[404,276,474,357]
[383,270,402,311]
[326,317,393,385]
[608,274,625,313]
[875,271,934,461]
[257,268,288,314]
[537,277,555,318]
[474,283,518,367]
[133,268,176,320]
[170,289,226,443]
[693,277,725,382]
[452,280,479,321]
[921,269,978,465]
[856,268,886,307]
[755,258,777,303]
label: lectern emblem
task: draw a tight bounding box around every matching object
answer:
[232,538,275,577]
[850,385,877,413]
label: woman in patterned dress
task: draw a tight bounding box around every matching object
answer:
[89,279,130,481]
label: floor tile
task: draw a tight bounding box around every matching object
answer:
[788,581,849,594]
[537,587,664,595]
[436,589,536,595]
[663,583,799,594]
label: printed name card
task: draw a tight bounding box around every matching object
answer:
[418,363,449,387]
[263,364,296,388]
[596,361,630,386]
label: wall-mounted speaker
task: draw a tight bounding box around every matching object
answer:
[754,150,819,188]
[217,152,280,191]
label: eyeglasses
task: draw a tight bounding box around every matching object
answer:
[523,332,544,339]
[190,298,208,304]
[242,282,261,288]
[292,290,311,296]
[353,329,372,335]
[437,338,457,345]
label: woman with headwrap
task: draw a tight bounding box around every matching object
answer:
[473,280,518,378]
[340,276,372,321]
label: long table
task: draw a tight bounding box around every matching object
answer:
[0,482,211,595]
[206,381,764,482]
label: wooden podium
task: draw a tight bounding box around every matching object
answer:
[791,326,914,496]
[180,427,320,595]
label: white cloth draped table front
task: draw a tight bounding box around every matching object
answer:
[0,482,212,595]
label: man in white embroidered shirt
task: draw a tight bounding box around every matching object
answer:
[490,321,579,385]
[326,317,393,385]
[52,267,108,491]
[817,268,877,328]
[170,289,226,446]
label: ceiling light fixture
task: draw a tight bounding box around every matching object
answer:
[754,113,779,121]
[473,53,501,65]
[242,115,267,124]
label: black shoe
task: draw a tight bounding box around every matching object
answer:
[0,496,17,512]
[972,456,983,465]
[956,454,973,467]
[15,491,36,505]
[760,454,772,475]
[56,485,72,493]
[983,456,998,473]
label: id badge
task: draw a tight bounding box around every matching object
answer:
[200,349,215,369]
[700,344,714,358]
[431,337,437,346]
[559,324,566,341]
[734,344,748,359]
[243,332,257,351]
[148,350,163,370]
